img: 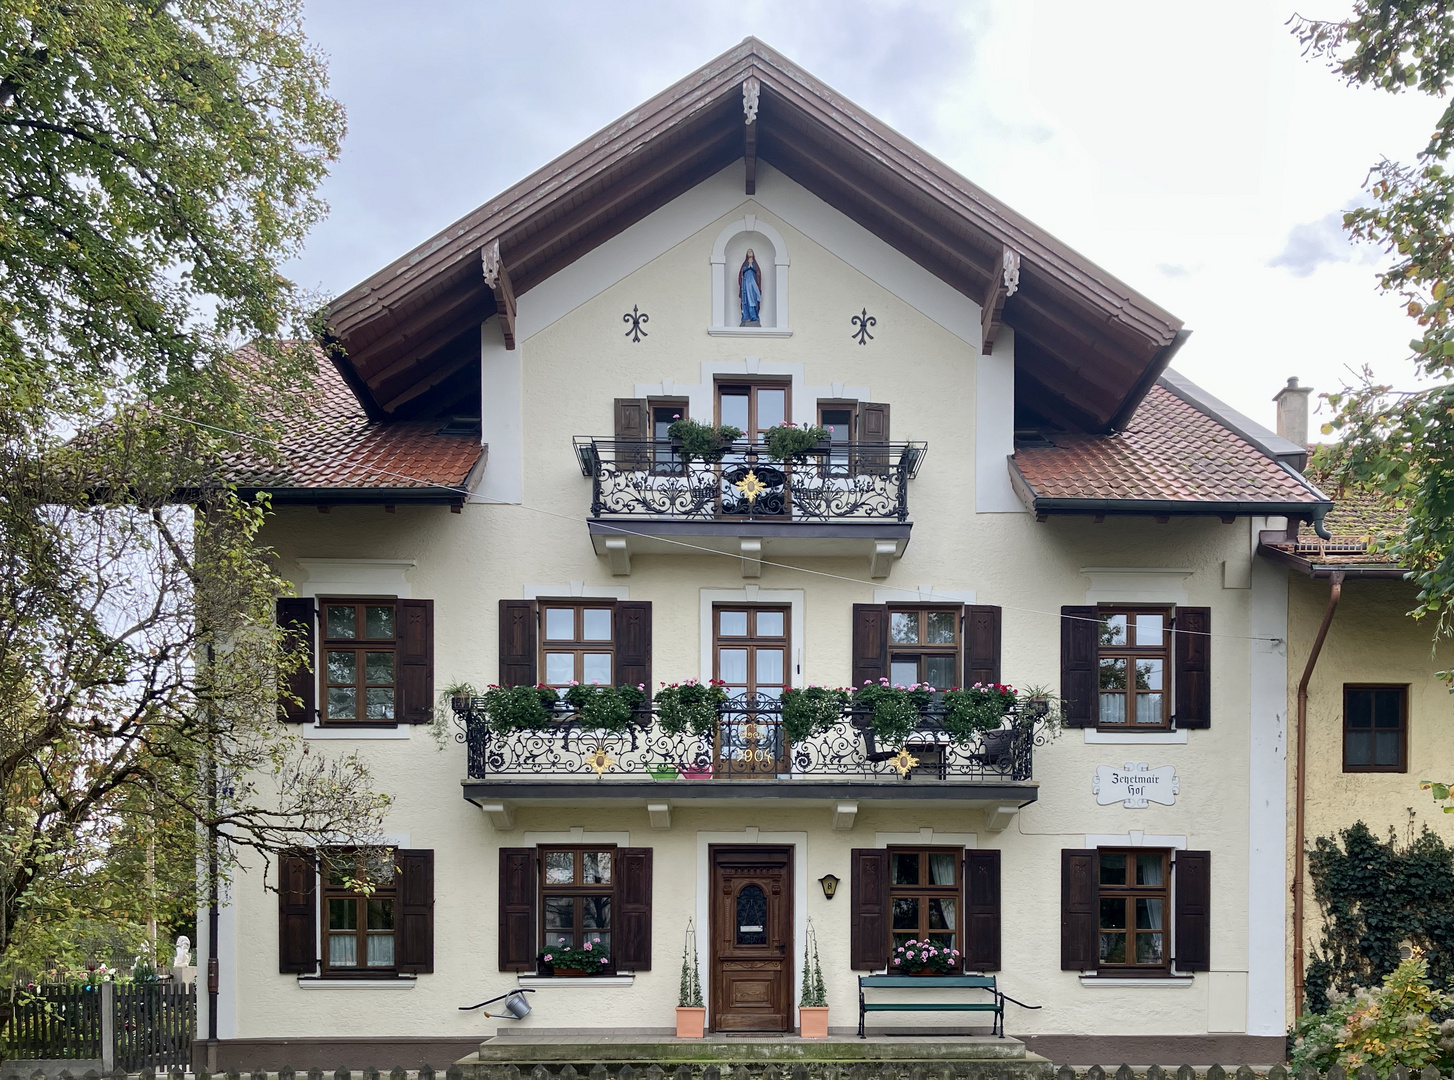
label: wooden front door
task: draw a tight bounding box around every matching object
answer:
[710,846,793,1032]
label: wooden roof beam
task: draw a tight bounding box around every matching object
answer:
[743,77,760,195]
[981,246,1020,355]
[482,240,517,350]
[348,273,488,374]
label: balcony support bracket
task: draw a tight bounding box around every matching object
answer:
[478,801,515,830]
[740,537,763,578]
[605,536,631,576]
[833,801,859,832]
[869,539,898,579]
[983,804,1019,833]
[647,802,672,830]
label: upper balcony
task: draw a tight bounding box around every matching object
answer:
[571,437,928,578]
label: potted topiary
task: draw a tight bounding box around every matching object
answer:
[676,920,706,1037]
[798,919,828,1038]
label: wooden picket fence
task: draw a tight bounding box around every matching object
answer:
[1,985,102,1060]
[1,983,192,1071]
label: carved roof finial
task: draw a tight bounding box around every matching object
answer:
[1002,247,1021,297]
[482,239,501,288]
[743,77,761,125]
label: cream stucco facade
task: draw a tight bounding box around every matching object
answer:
[205,163,1295,1065]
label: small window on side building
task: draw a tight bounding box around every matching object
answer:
[1343,685,1407,772]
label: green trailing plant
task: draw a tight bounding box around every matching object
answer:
[656,680,729,737]
[764,422,831,461]
[799,919,826,1007]
[851,679,932,748]
[781,686,849,744]
[480,684,558,731]
[563,683,647,732]
[678,920,703,1008]
[667,417,744,463]
[941,683,1018,743]
[1017,684,1066,742]
[1291,951,1454,1078]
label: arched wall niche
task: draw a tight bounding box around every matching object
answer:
[710,214,791,335]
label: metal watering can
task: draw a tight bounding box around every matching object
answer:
[459,987,534,1019]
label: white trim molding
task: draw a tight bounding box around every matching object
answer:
[699,588,806,687]
[1082,567,1194,607]
[873,828,978,849]
[1085,831,1188,851]
[873,586,978,605]
[524,583,631,600]
[1083,729,1188,745]
[1079,976,1194,988]
[293,559,415,598]
[518,975,635,989]
[296,977,418,990]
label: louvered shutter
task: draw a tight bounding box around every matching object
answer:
[851,604,888,690]
[1060,849,1097,970]
[963,849,1001,971]
[276,598,316,723]
[395,849,434,973]
[615,398,650,469]
[964,606,1002,687]
[614,602,653,702]
[856,402,891,474]
[616,848,653,971]
[395,599,434,724]
[1174,850,1211,972]
[278,852,317,974]
[498,600,537,687]
[850,848,890,970]
[1061,606,1099,727]
[499,848,538,972]
[1173,607,1212,729]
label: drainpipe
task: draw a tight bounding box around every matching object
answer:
[1291,570,1344,1016]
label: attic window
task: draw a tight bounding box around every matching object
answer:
[437,416,482,436]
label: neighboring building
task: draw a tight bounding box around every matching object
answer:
[197,39,1336,1069]
[1258,383,1454,1021]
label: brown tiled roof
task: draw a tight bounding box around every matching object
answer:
[1262,454,1406,568]
[224,356,484,497]
[1010,385,1327,510]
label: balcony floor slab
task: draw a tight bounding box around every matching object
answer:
[462,779,1039,810]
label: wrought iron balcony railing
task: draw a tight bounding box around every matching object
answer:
[452,694,1041,784]
[571,438,928,522]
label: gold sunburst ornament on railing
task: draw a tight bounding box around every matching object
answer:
[890,748,920,778]
[587,746,615,776]
[733,469,768,504]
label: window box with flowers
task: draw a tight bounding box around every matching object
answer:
[763,422,832,462]
[667,417,744,463]
[539,937,611,977]
[562,682,648,733]
[891,939,962,975]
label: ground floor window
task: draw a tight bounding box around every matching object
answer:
[888,846,960,954]
[1096,849,1169,971]
[322,849,396,973]
[1343,684,1407,771]
[540,846,615,971]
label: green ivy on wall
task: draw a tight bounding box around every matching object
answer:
[1305,821,1454,1013]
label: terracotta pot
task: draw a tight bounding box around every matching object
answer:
[676,1005,707,1038]
[798,1006,829,1039]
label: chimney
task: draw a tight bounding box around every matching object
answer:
[1273,376,1312,447]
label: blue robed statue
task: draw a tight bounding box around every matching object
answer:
[738,249,762,326]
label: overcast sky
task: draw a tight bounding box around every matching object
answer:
[286,0,1438,433]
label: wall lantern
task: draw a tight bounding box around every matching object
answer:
[818,873,840,900]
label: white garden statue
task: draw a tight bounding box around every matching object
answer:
[172,935,191,969]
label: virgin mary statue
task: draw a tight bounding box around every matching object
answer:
[738,249,762,326]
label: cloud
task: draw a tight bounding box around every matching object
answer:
[1269,207,1370,278]
[1157,263,1192,279]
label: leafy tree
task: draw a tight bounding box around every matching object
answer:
[0,0,389,977]
[1293,4,1454,653]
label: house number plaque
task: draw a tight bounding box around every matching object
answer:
[1092,762,1179,809]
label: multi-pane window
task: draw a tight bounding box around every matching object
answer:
[651,401,686,474]
[818,403,855,474]
[715,605,789,773]
[322,849,395,972]
[889,848,960,956]
[1097,609,1169,728]
[321,600,396,724]
[1097,849,1169,970]
[540,603,615,690]
[540,847,614,970]
[888,608,960,689]
[1344,685,1407,772]
[717,381,789,440]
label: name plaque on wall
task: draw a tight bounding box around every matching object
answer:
[1092,762,1179,809]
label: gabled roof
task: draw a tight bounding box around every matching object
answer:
[223,356,485,503]
[1009,378,1332,519]
[325,37,1185,431]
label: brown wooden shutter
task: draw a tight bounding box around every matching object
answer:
[276,597,315,723]
[1060,849,1097,970]
[851,604,888,690]
[615,398,650,469]
[395,599,434,724]
[1173,607,1212,729]
[614,601,653,701]
[616,847,653,971]
[395,849,434,973]
[499,600,537,687]
[963,849,1001,971]
[1174,850,1211,972]
[1061,606,1099,727]
[856,402,891,474]
[963,606,1002,687]
[850,848,890,970]
[278,851,317,974]
[499,847,538,972]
